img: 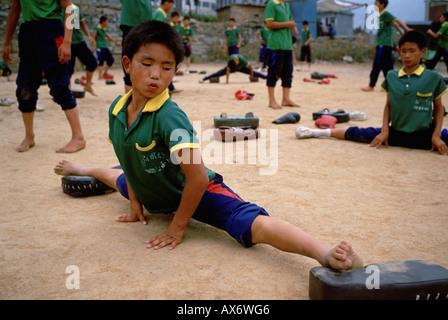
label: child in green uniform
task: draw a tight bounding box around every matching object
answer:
[255,23,269,71]
[97,20,363,269]
[427,12,448,75]
[362,0,409,92]
[2,0,86,153]
[153,0,173,23]
[297,21,312,72]
[180,17,194,74]
[225,18,241,56]
[93,16,121,80]
[297,31,448,156]
[264,0,299,109]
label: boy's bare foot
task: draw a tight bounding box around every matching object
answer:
[56,137,86,153]
[54,159,90,176]
[269,102,282,109]
[362,86,374,92]
[16,137,35,152]
[282,100,301,107]
[84,85,97,96]
[322,241,363,270]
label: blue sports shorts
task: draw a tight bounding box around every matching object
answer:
[116,173,269,248]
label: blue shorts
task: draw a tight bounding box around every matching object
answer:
[184,43,192,57]
[228,45,239,56]
[116,173,269,248]
[345,126,448,150]
[16,20,76,112]
[68,41,98,76]
[267,49,293,88]
[96,48,114,67]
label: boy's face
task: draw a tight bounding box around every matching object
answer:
[303,24,308,29]
[399,42,426,69]
[229,20,235,28]
[184,19,190,26]
[102,20,108,26]
[440,15,446,23]
[375,1,384,10]
[172,15,179,24]
[123,42,178,99]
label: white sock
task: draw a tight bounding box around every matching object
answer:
[312,129,331,137]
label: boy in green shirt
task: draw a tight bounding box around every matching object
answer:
[93,16,121,80]
[363,0,409,92]
[427,12,448,75]
[297,20,312,72]
[2,0,86,153]
[57,20,363,270]
[153,0,173,23]
[264,0,300,109]
[297,31,448,156]
[225,18,241,56]
[255,22,269,71]
[180,16,194,74]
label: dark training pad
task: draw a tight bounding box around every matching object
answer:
[312,108,350,123]
[272,112,301,124]
[309,260,448,300]
[214,112,259,129]
[61,166,121,197]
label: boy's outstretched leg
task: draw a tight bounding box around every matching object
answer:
[295,127,347,140]
[250,215,363,270]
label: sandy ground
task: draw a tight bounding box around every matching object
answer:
[1,61,448,300]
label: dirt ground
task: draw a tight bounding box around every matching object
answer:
[1,61,447,300]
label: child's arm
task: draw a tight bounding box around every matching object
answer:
[106,33,122,47]
[237,34,242,48]
[226,67,231,84]
[146,148,209,250]
[266,20,296,31]
[2,0,21,65]
[80,20,95,49]
[394,19,410,36]
[431,98,448,155]
[369,95,391,149]
[248,63,254,81]
[59,0,74,64]
[116,177,147,224]
[305,33,313,46]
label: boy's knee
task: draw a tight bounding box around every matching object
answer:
[49,85,77,110]
[16,86,38,112]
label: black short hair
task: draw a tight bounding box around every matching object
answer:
[123,20,184,66]
[183,16,190,21]
[398,30,427,50]
[171,11,179,18]
[227,58,237,71]
[100,16,107,23]
[303,20,309,25]
[161,0,174,3]
[377,0,388,8]
[442,12,448,20]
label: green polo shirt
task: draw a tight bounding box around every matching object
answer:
[109,89,216,213]
[120,0,152,27]
[227,54,249,71]
[153,7,167,22]
[20,0,63,23]
[94,24,108,48]
[71,4,85,45]
[225,27,241,47]
[180,25,194,43]
[377,9,397,47]
[381,66,448,133]
[170,22,182,34]
[264,0,293,51]
[437,22,448,50]
[301,28,311,47]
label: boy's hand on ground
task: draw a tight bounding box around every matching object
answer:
[116,212,147,224]
[430,136,448,155]
[369,133,389,149]
[146,224,184,250]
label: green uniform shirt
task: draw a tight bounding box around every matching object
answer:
[264,0,293,51]
[153,7,167,22]
[225,27,241,47]
[170,22,182,34]
[120,0,152,27]
[227,54,249,71]
[377,9,397,47]
[180,25,194,43]
[20,0,63,23]
[257,27,269,46]
[71,4,85,45]
[437,22,448,50]
[381,66,448,133]
[301,28,311,47]
[94,24,108,48]
[109,89,215,213]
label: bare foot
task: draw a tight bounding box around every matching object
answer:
[84,85,97,96]
[269,102,282,109]
[56,137,86,153]
[282,100,301,107]
[322,241,363,270]
[16,137,35,152]
[54,159,90,176]
[362,86,374,92]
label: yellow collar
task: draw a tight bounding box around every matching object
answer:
[272,0,281,4]
[97,24,104,30]
[112,89,170,115]
[182,25,190,30]
[443,22,448,26]
[227,26,236,30]
[398,65,425,78]
[379,9,387,17]
[157,7,167,18]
